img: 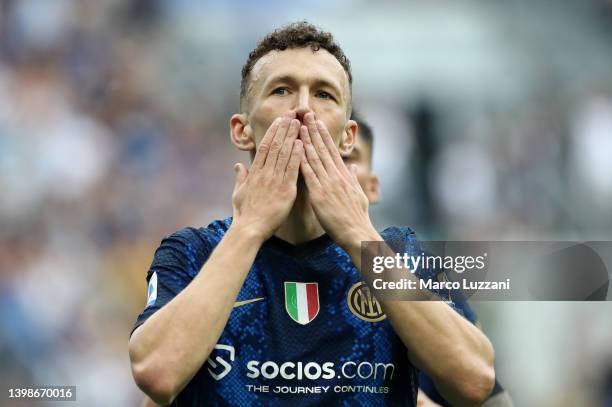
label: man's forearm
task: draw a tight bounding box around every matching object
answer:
[381,300,494,406]
[129,223,264,405]
[343,227,496,406]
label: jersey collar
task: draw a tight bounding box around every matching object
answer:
[263,233,334,257]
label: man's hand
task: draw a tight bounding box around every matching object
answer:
[299,113,495,406]
[299,112,376,248]
[232,111,303,240]
[130,112,303,405]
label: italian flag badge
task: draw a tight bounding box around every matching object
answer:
[284,282,320,325]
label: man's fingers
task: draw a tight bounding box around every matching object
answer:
[305,113,335,171]
[276,119,300,174]
[317,119,345,168]
[232,163,248,193]
[349,163,359,181]
[284,139,303,184]
[301,125,326,179]
[252,117,281,169]
[265,111,295,170]
[299,122,313,145]
[299,149,322,191]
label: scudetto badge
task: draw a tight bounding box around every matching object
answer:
[284,282,320,325]
[347,281,386,322]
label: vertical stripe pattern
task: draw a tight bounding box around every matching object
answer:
[285,282,299,322]
[285,282,319,324]
[306,283,318,321]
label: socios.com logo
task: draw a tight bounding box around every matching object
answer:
[206,344,235,380]
[206,344,395,382]
[246,360,395,381]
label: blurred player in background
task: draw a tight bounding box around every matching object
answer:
[346,113,514,406]
[129,21,495,406]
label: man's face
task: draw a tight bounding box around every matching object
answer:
[241,47,353,150]
[344,133,380,204]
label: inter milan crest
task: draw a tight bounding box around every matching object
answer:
[284,282,320,325]
[347,281,386,322]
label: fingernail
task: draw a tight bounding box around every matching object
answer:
[233,163,239,173]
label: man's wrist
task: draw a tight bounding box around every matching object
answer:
[340,223,382,256]
[228,220,267,246]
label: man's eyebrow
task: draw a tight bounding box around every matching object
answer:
[265,74,298,86]
[264,75,342,94]
[312,78,343,95]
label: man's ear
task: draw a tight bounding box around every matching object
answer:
[339,119,357,157]
[230,113,255,151]
[367,174,380,204]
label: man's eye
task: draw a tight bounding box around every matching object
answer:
[272,87,288,96]
[316,91,333,100]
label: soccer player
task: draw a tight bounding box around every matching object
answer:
[129,22,495,406]
[347,114,514,407]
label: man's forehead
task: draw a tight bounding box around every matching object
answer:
[248,47,349,95]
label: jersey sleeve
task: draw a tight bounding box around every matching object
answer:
[382,226,454,300]
[451,299,478,324]
[131,227,214,336]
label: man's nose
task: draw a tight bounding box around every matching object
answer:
[294,88,312,123]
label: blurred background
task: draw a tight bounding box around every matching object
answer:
[1,0,611,405]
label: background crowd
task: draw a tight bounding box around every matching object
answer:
[1,0,611,405]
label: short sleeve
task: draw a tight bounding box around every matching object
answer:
[381,226,474,310]
[381,226,451,298]
[131,227,214,336]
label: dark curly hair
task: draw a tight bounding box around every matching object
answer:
[240,21,352,112]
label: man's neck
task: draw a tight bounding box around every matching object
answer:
[273,186,325,245]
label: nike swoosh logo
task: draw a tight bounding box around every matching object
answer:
[233,297,264,308]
